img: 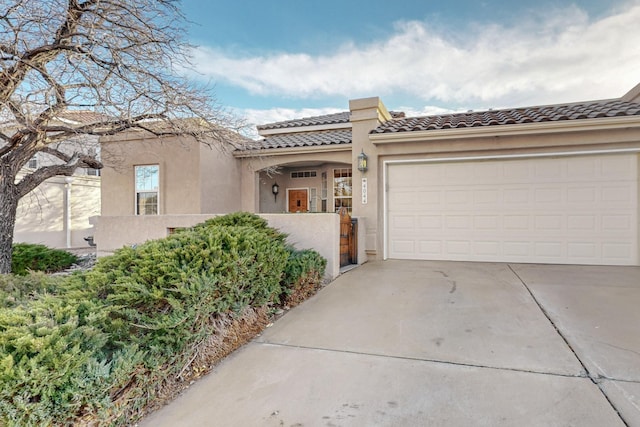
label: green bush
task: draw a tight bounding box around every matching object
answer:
[10,243,78,275]
[190,212,287,242]
[280,246,326,306]
[0,213,302,426]
[0,273,112,424]
[87,223,289,358]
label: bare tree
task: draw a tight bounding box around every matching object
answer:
[0,0,241,273]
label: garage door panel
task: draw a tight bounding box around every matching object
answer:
[534,160,563,180]
[534,242,563,258]
[567,215,596,230]
[601,155,635,177]
[567,157,598,178]
[602,215,632,231]
[419,240,442,255]
[602,185,634,203]
[475,241,500,256]
[387,154,638,265]
[567,187,597,203]
[602,243,633,260]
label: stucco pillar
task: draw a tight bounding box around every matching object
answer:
[349,97,392,259]
[63,177,74,248]
[240,159,260,213]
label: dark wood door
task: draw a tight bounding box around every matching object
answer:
[288,189,308,213]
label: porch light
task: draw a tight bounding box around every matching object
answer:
[272,182,279,202]
[357,150,368,173]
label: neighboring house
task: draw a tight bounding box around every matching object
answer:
[97,82,640,272]
[12,111,103,249]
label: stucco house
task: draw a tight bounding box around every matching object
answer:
[96,82,640,276]
[11,111,103,249]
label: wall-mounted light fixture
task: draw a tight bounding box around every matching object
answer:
[272,182,280,202]
[357,149,368,173]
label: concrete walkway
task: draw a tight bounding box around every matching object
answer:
[140,260,640,426]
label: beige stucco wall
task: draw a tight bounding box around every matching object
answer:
[198,144,243,213]
[94,213,342,279]
[100,133,243,216]
[260,214,341,279]
[14,175,101,249]
[349,97,392,258]
[94,214,211,255]
[100,134,202,216]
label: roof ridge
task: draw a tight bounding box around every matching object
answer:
[257,111,350,130]
[408,98,621,121]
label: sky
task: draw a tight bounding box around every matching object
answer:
[179,0,640,132]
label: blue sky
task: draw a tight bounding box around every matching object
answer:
[179,0,640,130]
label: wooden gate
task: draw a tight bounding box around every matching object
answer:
[339,207,357,267]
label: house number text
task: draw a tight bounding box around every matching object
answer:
[362,178,368,204]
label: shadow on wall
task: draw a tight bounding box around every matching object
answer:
[13,175,101,249]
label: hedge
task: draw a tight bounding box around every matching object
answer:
[0,213,325,426]
[11,243,78,275]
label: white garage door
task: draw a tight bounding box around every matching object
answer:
[387,153,639,265]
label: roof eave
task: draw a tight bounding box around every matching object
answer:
[370,116,640,144]
[234,143,352,158]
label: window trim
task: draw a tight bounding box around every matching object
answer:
[134,164,160,215]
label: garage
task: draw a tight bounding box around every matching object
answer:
[386,153,639,265]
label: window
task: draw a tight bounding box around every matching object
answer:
[135,165,159,215]
[321,172,328,212]
[309,188,318,212]
[333,168,352,213]
[28,156,38,169]
[291,170,317,178]
[85,147,100,175]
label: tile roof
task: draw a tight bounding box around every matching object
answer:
[257,112,351,131]
[252,129,352,150]
[257,110,405,131]
[55,110,112,124]
[372,100,640,134]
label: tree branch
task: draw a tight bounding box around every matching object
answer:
[15,152,101,198]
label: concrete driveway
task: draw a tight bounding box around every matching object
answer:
[141,260,640,426]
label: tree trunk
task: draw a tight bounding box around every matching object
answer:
[0,180,18,274]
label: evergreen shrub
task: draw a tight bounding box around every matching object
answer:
[0,213,326,426]
[280,246,327,306]
[11,243,78,275]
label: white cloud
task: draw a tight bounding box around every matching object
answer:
[192,2,640,110]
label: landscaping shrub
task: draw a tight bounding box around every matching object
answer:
[10,243,78,275]
[280,246,327,307]
[0,273,113,425]
[189,211,287,242]
[0,213,311,426]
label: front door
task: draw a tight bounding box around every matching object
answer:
[288,189,308,213]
